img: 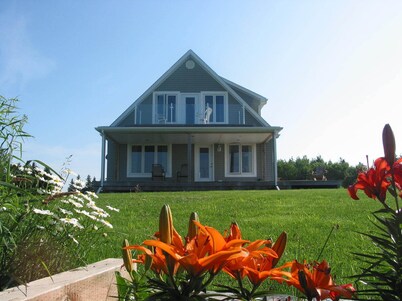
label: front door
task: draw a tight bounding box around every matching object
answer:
[195,145,213,182]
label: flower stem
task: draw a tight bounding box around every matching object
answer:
[390,170,400,210]
[316,224,337,261]
[236,270,247,298]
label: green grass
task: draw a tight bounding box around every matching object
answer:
[86,188,380,287]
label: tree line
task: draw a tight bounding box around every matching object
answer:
[277,156,366,188]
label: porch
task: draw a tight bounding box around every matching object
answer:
[97,125,282,187]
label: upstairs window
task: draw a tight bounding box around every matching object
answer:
[154,93,178,124]
[202,93,227,124]
[153,92,227,124]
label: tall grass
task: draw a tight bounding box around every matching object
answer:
[88,188,379,287]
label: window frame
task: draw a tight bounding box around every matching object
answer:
[127,144,172,177]
[153,92,180,124]
[200,92,228,124]
[224,143,257,177]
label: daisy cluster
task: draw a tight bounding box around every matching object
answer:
[15,165,119,244]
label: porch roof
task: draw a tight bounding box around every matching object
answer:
[95,126,282,145]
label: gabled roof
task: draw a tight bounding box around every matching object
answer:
[221,77,267,104]
[111,50,270,127]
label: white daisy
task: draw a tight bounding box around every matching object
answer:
[106,205,120,212]
[33,208,54,216]
[68,234,79,244]
[98,219,113,229]
[60,217,84,229]
[59,208,73,215]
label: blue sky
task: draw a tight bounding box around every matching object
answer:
[1,1,402,179]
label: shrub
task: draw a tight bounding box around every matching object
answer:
[0,96,118,290]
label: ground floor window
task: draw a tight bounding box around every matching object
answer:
[127,144,170,177]
[225,144,256,177]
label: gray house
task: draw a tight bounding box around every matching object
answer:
[96,50,282,191]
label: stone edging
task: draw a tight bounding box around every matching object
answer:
[0,258,122,301]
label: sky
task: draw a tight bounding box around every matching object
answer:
[1,1,402,179]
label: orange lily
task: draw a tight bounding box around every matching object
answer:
[223,230,288,285]
[224,239,283,285]
[125,220,187,276]
[137,221,244,278]
[194,221,247,252]
[284,260,356,301]
[393,158,402,190]
[125,244,172,275]
[348,157,391,202]
[225,222,242,241]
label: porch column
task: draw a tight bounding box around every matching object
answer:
[100,132,106,189]
[187,134,192,183]
[272,131,279,189]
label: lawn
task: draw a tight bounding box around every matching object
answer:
[88,188,380,289]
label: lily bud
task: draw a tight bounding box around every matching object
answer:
[122,239,133,272]
[271,231,287,267]
[187,211,199,240]
[159,204,173,245]
[298,270,309,295]
[229,222,242,240]
[382,124,395,166]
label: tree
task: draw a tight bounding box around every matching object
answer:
[278,156,365,187]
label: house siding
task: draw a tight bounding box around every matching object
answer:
[118,94,153,126]
[257,143,264,180]
[135,94,153,124]
[214,144,225,181]
[264,139,274,181]
[106,141,116,181]
[228,96,243,125]
[229,85,261,114]
[172,144,194,181]
[118,111,135,127]
[156,59,225,92]
[106,142,128,181]
[245,110,263,126]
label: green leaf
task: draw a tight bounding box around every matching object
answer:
[115,271,131,300]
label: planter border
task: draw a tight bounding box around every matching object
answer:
[0,258,122,301]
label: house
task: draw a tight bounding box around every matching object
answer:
[95,50,282,191]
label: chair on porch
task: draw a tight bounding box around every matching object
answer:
[176,163,188,182]
[152,164,165,181]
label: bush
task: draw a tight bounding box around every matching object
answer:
[0,96,118,290]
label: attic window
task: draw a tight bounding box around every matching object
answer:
[185,60,195,69]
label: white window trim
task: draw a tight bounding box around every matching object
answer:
[152,92,180,124]
[224,143,257,177]
[127,144,172,178]
[200,92,228,124]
